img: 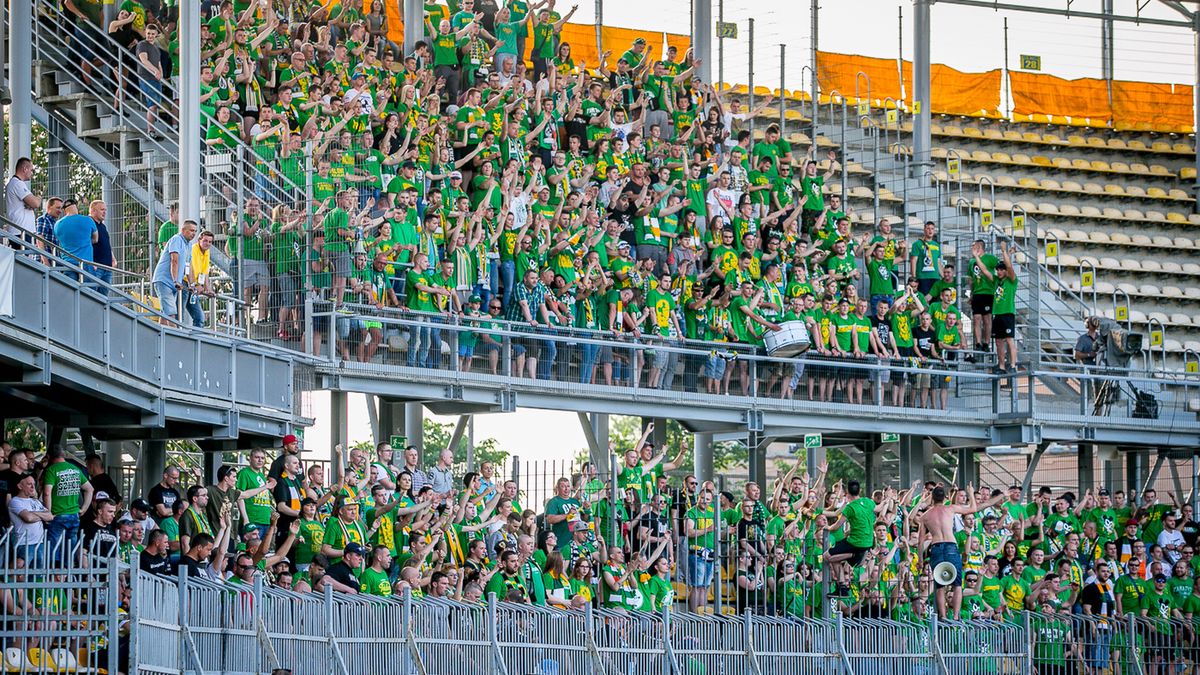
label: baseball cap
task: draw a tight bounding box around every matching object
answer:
[283,433,298,445]
[450,171,463,179]
[633,37,646,45]
[402,160,416,169]
[1154,574,1168,583]
[130,498,151,513]
[344,542,366,556]
[469,294,482,303]
[1098,488,1110,496]
[241,524,259,537]
[617,241,631,249]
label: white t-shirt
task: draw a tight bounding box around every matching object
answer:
[722,112,750,147]
[8,496,48,545]
[5,176,36,233]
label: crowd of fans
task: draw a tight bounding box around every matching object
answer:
[20,0,1033,409]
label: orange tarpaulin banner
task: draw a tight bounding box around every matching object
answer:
[1113,80,1193,131]
[816,51,907,103]
[931,64,1001,117]
[1010,71,1112,122]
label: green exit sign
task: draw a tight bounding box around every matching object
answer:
[390,435,407,448]
[881,432,900,443]
[804,433,822,448]
[716,21,738,39]
[1020,54,1041,71]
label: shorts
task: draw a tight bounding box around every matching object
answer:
[140,78,163,107]
[243,259,269,287]
[928,541,963,588]
[458,342,476,358]
[970,294,994,315]
[931,364,951,389]
[827,539,869,566]
[275,272,301,307]
[992,313,1015,339]
[329,250,351,278]
[913,367,931,389]
[917,278,937,296]
[801,209,823,235]
[688,551,714,587]
[705,354,727,379]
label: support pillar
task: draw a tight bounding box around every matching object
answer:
[865,448,882,494]
[911,0,932,175]
[46,121,70,200]
[955,447,976,491]
[642,417,667,451]
[404,402,424,458]
[693,432,714,484]
[446,415,470,457]
[403,0,423,55]
[7,0,32,164]
[806,445,827,483]
[139,441,167,499]
[579,413,609,470]
[101,441,124,479]
[102,178,125,268]
[378,400,405,444]
[690,0,712,85]
[179,0,200,225]
[330,391,349,478]
[1078,444,1096,494]
[203,451,220,485]
[899,435,929,487]
[1125,448,1144,500]
[747,435,768,489]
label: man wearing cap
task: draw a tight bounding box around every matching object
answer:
[321,499,367,565]
[269,434,303,481]
[118,498,153,545]
[325,542,366,594]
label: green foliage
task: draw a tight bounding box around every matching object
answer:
[604,416,741,475]
[4,421,45,452]
[422,418,509,470]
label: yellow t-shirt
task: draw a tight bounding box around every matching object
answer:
[189,243,211,285]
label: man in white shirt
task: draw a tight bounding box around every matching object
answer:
[8,473,52,565]
[1158,513,1185,564]
[5,157,41,240]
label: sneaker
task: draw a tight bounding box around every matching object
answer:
[276,329,291,341]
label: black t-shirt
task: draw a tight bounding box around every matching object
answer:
[83,520,119,558]
[913,325,937,357]
[147,484,181,520]
[87,471,122,507]
[736,516,767,557]
[0,469,31,528]
[325,562,359,590]
[1180,519,1200,547]
[1080,580,1116,617]
[140,550,175,577]
[871,315,893,352]
[180,554,209,578]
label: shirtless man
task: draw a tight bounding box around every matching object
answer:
[918,484,1005,620]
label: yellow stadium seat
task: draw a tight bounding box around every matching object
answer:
[1124,209,1146,220]
[1066,135,1087,147]
[1191,214,1200,226]
[930,123,944,134]
[1130,163,1151,175]
[1146,211,1167,222]
[931,147,949,159]
[1174,142,1193,154]
[983,128,1004,140]
[1128,140,1148,150]
[1102,207,1125,220]
[1168,189,1190,201]
[1059,204,1082,216]
[1146,187,1168,199]
[1061,181,1084,193]
[1111,232,1132,244]
[1107,138,1128,150]
[1081,206,1103,218]
[1086,137,1107,148]
[1018,177,1039,188]
[1042,133,1062,144]
[1090,160,1110,171]
[1131,234,1153,246]
[731,84,750,94]
[1103,184,1126,196]
[784,109,806,121]
[1052,157,1073,169]
[971,150,992,161]
[996,175,1018,187]
[1182,167,1197,180]
[1032,155,1052,167]
[1082,183,1103,194]
[943,126,964,136]
[1040,178,1062,190]
[1109,162,1131,173]
[1071,158,1091,170]
[1021,132,1041,143]
[1011,153,1033,165]
[849,186,874,198]
[1149,164,1171,176]
[753,85,772,96]
[963,126,983,138]
[995,199,1014,211]
[1126,185,1148,198]
[1039,202,1059,215]
[1151,141,1171,152]
[991,151,1012,163]
[1167,212,1188,224]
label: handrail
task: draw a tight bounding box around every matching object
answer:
[1113,287,1132,331]
[859,115,882,224]
[976,174,996,239]
[1079,258,1098,310]
[945,149,966,205]
[1009,203,1030,250]
[1146,317,1167,372]
[854,71,872,111]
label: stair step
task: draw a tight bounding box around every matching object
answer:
[39,92,99,106]
[79,126,140,142]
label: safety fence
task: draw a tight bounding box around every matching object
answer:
[125,569,1039,675]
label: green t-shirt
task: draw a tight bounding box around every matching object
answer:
[157,221,178,247]
[43,462,89,516]
[686,505,716,551]
[970,254,999,296]
[910,239,943,280]
[295,518,325,565]
[545,495,582,550]
[322,208,351,253]
[359,566,392,596]
[236,468,272,525]
[843,497,877,548]
[1115,575,1146,615]
[1032,616,1070,665]
[993,276,1017,316]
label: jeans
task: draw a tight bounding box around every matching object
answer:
[537,328,557,380]
[46,513,80,560]
[407,317,442,368]
[92,266,113,296]
[154,280,180,320]
[500,260,516,309]
[580,343,600,383]
[15,541,45,569]
[183,290,206,327]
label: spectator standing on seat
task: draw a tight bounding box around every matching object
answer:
[969,239,998,356]
[269,434,303,481]
[153,219,198,323]
[134,23,165,135]
[84,454,122,508]
[146,467,181,523]
[992,241,1018,378]
[41,446,94,558]
[238,449,275,540]
[1074,317,1101,366]
[5,157,41,243]
[909,221,943,298]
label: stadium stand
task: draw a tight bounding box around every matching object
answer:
[3,0,1200,672]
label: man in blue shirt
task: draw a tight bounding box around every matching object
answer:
[88,201,114,295]
[153,219,198,324]
[53,202,99,279]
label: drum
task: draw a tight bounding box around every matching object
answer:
[764,320,811,357]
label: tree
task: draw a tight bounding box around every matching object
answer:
[602,416,741,475]
[422,418,509,473]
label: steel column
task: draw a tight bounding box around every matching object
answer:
[911,0,932,175]
[330,390,348,478]
[7,0,31,163]
[693,432,713,483]
[404,0,423,55]
[138,440,167,499]
[691,0,712,86]
[404,402,424,456]
[1078,443,1095,493]
[179,0,200,225]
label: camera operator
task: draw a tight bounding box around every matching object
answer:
[1074,317,1100,366]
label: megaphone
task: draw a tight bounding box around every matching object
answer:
[933,561,958,586]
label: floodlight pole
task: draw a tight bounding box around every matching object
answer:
[911,0,932,176]
[1101,0,1115,110]
[8,0,31,164]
